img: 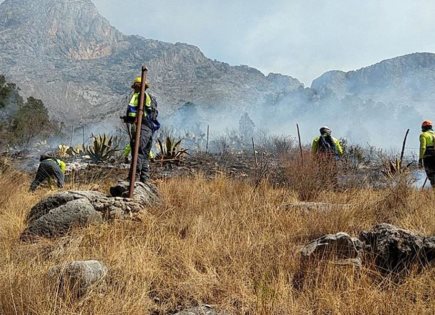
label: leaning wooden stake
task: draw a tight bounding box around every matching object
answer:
[252,137,258,167]
[206,125,210,154]
[129,65,148,198]
[422,176,429,190]
[297,123,303,165]
[399,129,410,168]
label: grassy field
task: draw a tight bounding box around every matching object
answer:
[0,164,434,314]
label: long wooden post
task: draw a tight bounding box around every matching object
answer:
[252,137,258,167]
[399,129,410,168]
[297,123,303,165]
[206,125,210,154]
[129,66,148,198]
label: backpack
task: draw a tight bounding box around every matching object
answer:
[145,94,160,132]
[317,135,337,156]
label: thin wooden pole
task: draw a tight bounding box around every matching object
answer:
[129,65,148,198]
[399,129,410,168]
[82,126,85,147]
[70,125,75,147]
[252,137,258,167]
[297,123,303,165]
[206,125,210,154]
[422,176,428,190]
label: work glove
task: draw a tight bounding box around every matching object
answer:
[418,158,424,169]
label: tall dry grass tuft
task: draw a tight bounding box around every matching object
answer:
[0,169,434,314]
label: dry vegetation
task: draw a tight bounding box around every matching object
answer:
[0,159,434,314]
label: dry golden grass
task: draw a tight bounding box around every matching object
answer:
[0,167,434,314]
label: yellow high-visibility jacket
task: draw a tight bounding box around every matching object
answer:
[311,136,343,157]
[419,130,435,159]
[127,92,152,119]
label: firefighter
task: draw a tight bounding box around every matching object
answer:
[30,155,66,192]
[311,126,343,159]
[124,76,160,183]
[419,120,435,187]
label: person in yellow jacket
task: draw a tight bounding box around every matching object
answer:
[124,76,160,183]
[419,120,435,187]
[311,126,343,159]
[30,155,66,192]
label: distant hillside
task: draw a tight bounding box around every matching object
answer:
[311,53,435,115]
[0,0,302,125]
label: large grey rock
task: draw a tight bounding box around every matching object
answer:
[360,223,435,273]
[26,191,105,224]
[48,260,108,297]
[21,199,103,240]
[21,183,158,240]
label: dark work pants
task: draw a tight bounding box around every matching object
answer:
[30,160,64,191]
[130,125,153,183]
[424,156,435,187]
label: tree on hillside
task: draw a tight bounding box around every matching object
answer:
[0,75,23,109]
[9,97,59,145]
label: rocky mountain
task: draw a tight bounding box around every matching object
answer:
[0,0,303,125]
[311,53,435,115]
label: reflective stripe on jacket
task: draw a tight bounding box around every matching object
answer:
[419,130,435,159]
[127,92,151,118]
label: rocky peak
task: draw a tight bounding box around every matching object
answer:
[0,0,124,60]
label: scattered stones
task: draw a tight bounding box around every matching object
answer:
[21,181,159,240]
[48,260,107,297]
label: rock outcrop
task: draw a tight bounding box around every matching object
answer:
[21,181,158,240]
[360,223,435,273]
[295,224,435,288]
[48,260,108,297]
[0,0,302,125]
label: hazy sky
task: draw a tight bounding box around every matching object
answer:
[91,0,435,85]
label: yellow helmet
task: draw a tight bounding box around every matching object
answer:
[132,76,150,88]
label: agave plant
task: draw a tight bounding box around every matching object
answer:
[57,144,70,157]
[156,136,188,162]
[67,144,85,156]
[85,134,119,163]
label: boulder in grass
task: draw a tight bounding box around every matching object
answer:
[21,198,103,240]
[301,232,364,262]
[21,182,159,240]
[360,223,435,274]
[48,260,108,297]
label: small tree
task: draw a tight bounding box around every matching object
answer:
[10,97,57,144]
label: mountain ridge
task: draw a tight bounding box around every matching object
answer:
[0,0,303,124]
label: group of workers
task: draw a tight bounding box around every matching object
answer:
[27,76,435,191]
